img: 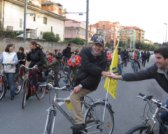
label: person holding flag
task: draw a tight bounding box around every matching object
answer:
[70,34,112,134]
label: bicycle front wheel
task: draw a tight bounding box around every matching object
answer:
[85,102,114,134]
[36,86,46,100]
[0,83,5,100]
[14,74,22,95]
[126,124,153,134]
[45,110,56,134]
[22,80,29,109]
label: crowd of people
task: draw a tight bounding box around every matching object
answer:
[1,35,168,134]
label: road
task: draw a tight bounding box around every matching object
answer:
[0,57,167,134]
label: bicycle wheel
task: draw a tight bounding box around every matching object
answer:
[35,86,46,100]
[85,102,114,134]
[126,124,153,134]
[22,80,29,109]
[0,82,5,100]
[45,109,56,134]
[14,74,22,95]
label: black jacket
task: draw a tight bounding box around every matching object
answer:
[27,48,44,68]
[122,65,168,93]
[17,52,26,65]
[75,47,107,91]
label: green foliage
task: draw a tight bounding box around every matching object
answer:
[0,31,17,38]
[136,42,159,51]
[66,38,85,45]
[43,32,60,42]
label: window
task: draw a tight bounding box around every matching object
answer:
[43,17,47,24]
[33,16,36,22]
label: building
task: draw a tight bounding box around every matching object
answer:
[0,0,65,40]
[42,1,66,16]
[64,19,86,40]
[119,26,145,48]
[92,21,121,45]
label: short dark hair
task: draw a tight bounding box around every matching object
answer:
[68,43,71,46]
[154,47,168,59]
[19,47,24,52]
[30,41,38,47]
[5,44,14,52]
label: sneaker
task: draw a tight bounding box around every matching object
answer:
[71,123,85,131]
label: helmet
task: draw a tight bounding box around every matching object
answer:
[91,34,104,47]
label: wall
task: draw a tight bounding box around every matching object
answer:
[0,38,82,52]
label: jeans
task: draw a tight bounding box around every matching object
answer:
[5,73,16,97]
[159,99,168,134]
[118,64,123,75]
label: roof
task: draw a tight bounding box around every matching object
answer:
[6,0,65,21]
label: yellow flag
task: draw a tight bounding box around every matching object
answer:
[104,42,119,99]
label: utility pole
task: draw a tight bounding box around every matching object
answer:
[85,0,89,46]
[23,0,27,41]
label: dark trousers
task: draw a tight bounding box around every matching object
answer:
[159,100,168,134]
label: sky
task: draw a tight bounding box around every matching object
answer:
[54,0,168,43]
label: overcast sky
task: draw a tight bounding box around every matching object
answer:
[54,0,168,43]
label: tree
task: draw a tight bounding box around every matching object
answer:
[67,38,85,45]
[43,32,60,42]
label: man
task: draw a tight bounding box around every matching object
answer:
[110,47,168,134]
[70,34,111,134]
[62,43,71,60]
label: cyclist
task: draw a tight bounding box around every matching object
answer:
[16,47,26,72]
[130,49,141,72]
[70,34,112,133]
[110,47,168,134]
[0,44,18,100]
[26,41,46,98]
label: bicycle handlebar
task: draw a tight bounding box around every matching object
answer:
[20,65,38,70]
[47,83,70,91]
[138,93,168,112]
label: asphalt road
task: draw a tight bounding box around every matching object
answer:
[0,57,168,134]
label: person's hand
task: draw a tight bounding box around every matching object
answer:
[109,72,122,80]
[101,71,111,77]
[73,85,81,94]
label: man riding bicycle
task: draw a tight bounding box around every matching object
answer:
[70,34,111,134]
[110,47,168,134]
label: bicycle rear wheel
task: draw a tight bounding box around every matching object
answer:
[126,124,153,134]
[85,102,114,134]
[22,79,29,109]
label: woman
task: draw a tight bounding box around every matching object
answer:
[26,41,45,96]
[17,47,26,71]
[0,44,18,100]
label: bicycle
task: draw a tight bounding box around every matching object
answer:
[0,64,23,100]
[21,65,47,109]
[43,83,114,134]
[58,66,77,88]
[126,93,168,134]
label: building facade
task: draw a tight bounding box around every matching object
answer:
[0,0,65,40]
[119,26,145,48]
[64,19,85,40]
